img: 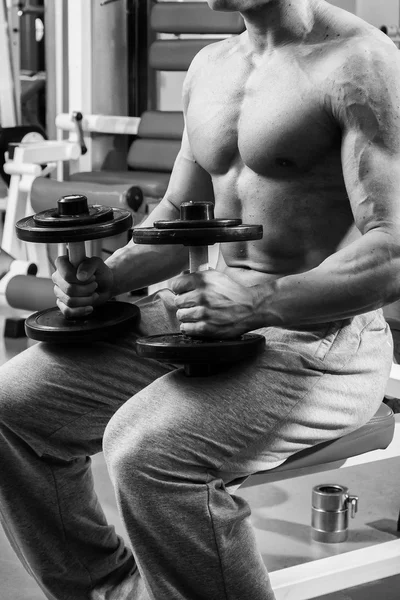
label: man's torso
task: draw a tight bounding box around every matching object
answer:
[185,2,390,286]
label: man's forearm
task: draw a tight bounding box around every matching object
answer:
[252,228,400,327]
[105,197,188,296]
[105,243,188,296]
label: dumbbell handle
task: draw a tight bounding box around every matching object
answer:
[189,246,209,273]
[68,241,87,268]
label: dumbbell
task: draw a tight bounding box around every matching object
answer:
[132,201,265,376]
[15,194,140,343]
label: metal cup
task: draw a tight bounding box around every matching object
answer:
[311,484,358,543]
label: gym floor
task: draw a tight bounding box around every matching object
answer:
[1,300,400,600]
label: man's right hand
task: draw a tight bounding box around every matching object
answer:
[52,255,114,318]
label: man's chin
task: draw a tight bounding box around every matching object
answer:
[207,0,237,11]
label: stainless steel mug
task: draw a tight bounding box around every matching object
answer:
[311,484,358,543]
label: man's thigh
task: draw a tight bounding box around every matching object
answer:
[0,289,179,458]
[105,309,392,485]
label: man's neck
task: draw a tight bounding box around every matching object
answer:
[241,0,318,55]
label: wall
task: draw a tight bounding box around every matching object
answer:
[327,0,356,14]
[355,0,399,28]
[327,0,399,26]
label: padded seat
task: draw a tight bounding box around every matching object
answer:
[30,177,139,214]
[240,403,395,490]
[150,39,226,71]
[256,402,395,478]
[150,1,244,34]
[70,170,171,199]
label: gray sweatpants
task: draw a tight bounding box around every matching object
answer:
[0,290,393,600]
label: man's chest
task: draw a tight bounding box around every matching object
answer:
[186,57,341,178]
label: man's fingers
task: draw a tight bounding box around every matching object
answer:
[54,286,99,308]
[179,321,209,337]
[52,254,98,297]
[171,273,199,295]
[76,259,102,282]
[54,256,96,284]
[174,291,207,309]
[52,256,112,318]
[56,298,94,319]
[52,271,98,297]
[176,306,206,323]
[54,255,75,280]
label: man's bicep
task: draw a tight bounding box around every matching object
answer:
[341,128,400,235]
[163,44,216,211]
[163,126,215,210]
[336,43,400,235]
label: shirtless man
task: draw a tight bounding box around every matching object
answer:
[0,1,399,599]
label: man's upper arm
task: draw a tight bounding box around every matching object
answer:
[163,125,215,211]
[162,46,215,212]
[333,40,400,236]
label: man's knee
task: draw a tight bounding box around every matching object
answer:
[103,391,186,490]
[104,399,158,476]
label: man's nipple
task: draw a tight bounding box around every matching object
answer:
[276,157,295,168]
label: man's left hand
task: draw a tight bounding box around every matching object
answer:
[171,270,256,338]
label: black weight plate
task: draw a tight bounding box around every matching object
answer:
[136,332,265,364]
[154,218,242,229]
[16,209,133,243]
[33,204,114,227]
[132,224,263,246]
[25,301,140,343]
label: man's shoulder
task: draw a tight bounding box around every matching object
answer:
[323,27,400,129]
[315,1,399,83]
[182,35,242,102]
[340,30,399,68]
[324,27,400,94]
